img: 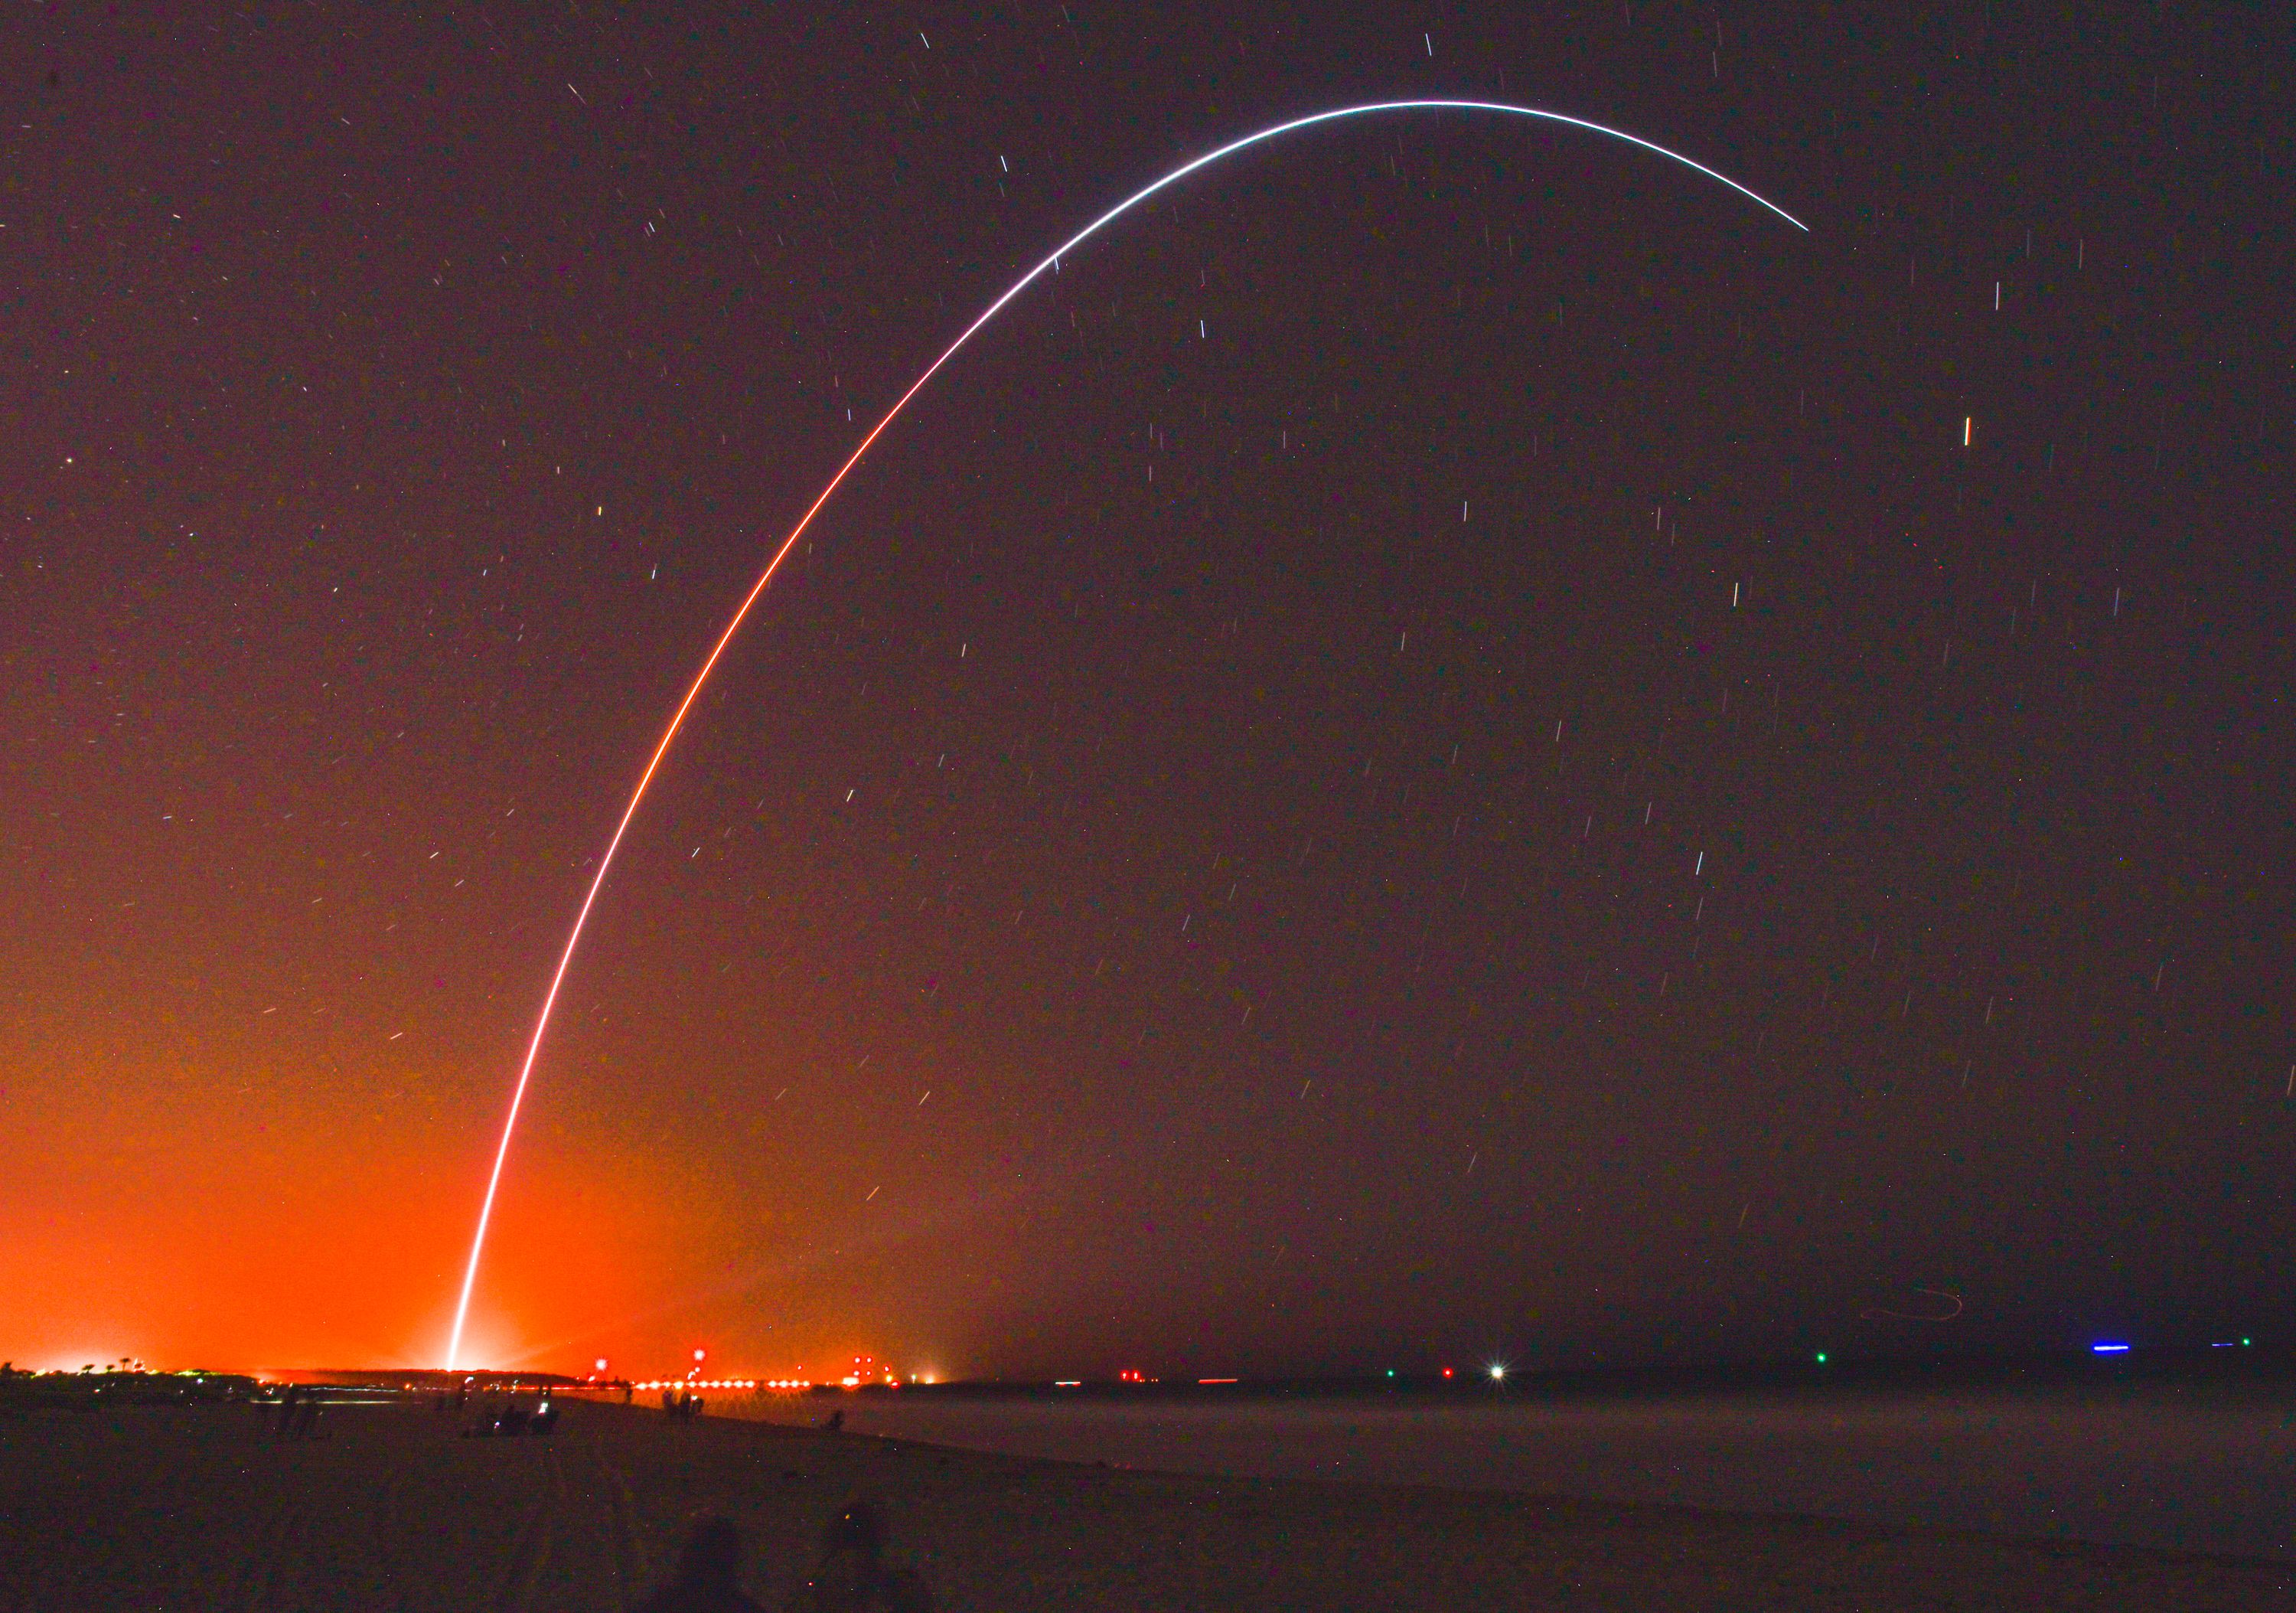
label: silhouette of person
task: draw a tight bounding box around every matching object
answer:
[634,1517,765,1612]
[274,1384,300,1439]
[781,1501,932,1613]
[822,1409,844,1434]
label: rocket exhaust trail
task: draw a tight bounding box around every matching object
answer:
[442,100,1805,1370]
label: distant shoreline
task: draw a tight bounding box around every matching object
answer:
[21,1338,2288,1402]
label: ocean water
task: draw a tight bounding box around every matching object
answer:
[740,1381,2296,1560]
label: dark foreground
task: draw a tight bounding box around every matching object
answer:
[2,1396,2289,1611]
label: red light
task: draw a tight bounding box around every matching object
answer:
[1441,1367,1453,1379]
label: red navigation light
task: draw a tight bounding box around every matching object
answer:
[1441,1367,1453,1379]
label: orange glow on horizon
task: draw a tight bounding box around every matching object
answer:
[0,1060,693,1373]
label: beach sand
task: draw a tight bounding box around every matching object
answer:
[2,1395,2288,1610]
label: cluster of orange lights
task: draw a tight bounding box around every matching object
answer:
[608,1363,1486,1392]
[625,1352,910,1395]
[622,1376,914,1392]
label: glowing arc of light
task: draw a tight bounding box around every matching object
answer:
[442,98,1806,1370]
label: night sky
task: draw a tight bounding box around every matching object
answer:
[6,5,2292,1381]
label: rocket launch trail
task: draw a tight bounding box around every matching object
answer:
[442,100,1806,1370]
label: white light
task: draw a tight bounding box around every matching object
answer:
[1489,1364,1507,1381]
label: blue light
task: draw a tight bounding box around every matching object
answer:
[2091,1342,2131,1353]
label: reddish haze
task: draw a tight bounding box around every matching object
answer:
[0,1045,688,1372]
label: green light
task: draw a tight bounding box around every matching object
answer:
[1385,1370,1395,1377]
[2243,1337,2253,1347]
[1815,1352,1828,1365]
